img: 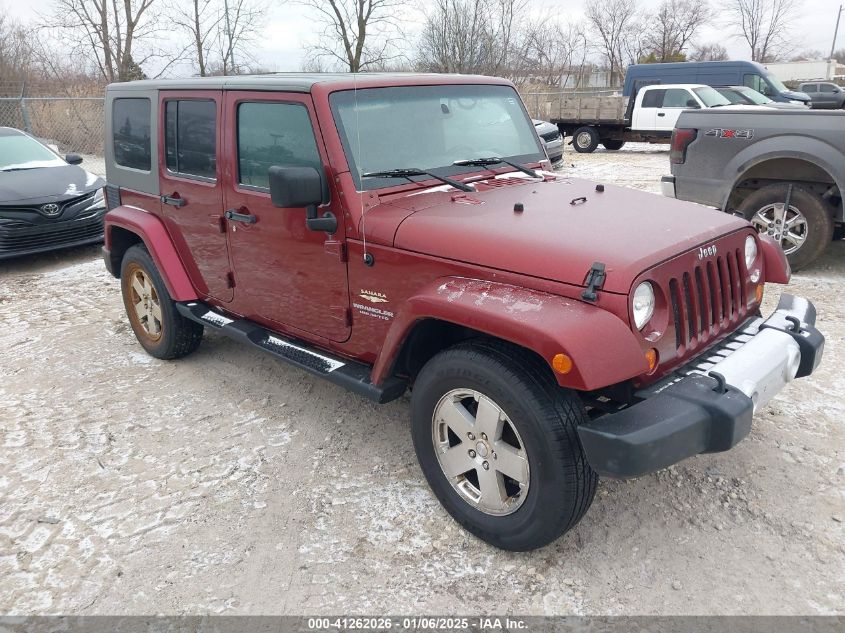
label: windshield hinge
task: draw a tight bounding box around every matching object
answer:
[581,262,606,302]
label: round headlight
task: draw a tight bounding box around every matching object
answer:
[744,235,758,269]
[632,282,655,330]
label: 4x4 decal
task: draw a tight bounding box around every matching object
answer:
[705,128,754,139]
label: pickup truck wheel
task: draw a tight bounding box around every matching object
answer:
[410,341,597,551]
[738,184,833,270]
[572,127,600,153]
[602,140,625,151]
[120,244,204,359]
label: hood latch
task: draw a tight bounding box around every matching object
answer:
[581,262,606,302]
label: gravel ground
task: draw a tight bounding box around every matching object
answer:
[1,145,843,615]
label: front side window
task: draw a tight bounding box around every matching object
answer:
[693,86,732,107]
[164,99,216,179]
[662,89,695,108]
[113,98,151,171]
[745,74,776,97]
[330,84,543,190]
[237,102,321,189]
[820,83,838,93]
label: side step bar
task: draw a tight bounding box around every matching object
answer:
[176,301,406,404]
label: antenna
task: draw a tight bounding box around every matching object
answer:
[352,72,371,265]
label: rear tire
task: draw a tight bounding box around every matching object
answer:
[602,139,626,151]
[737,184,833,271]
[572,127,600,153]
[410,341,597,551]
[120,244,203,359]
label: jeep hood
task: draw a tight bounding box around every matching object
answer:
[377,176,749,294]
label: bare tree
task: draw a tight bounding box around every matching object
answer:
[0,13,35,83]
[416,0,535,83]
[724,0,797,62]
[789,49,825,61]
[642,0,710,62]
[41,0,175,81]
[297,0,406,72]
[584,0,639,85]
[525,20,588,87]
[689,41,729,60]
[168,0,263,75]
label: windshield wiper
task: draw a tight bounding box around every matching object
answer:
[362,168,474,192]
[453,157,540,179]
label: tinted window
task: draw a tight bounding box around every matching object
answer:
[113,98,151,171]
[165,100,216,179]
[820,83,838,93]
[802,84,818,93]
[237,102,322,190]
[641,89,666,108]
[662,89,694,108]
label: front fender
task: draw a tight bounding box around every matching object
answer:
[759,233,791,284]
[104,206,198,301]
[372,277,649,391]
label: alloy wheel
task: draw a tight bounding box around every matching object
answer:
[751,202,808,255]
[126,265,163,341]
[431,389,530,516]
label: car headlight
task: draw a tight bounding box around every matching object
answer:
[744,235,758,269]
[632,282,655,330]
[86,188,105,210]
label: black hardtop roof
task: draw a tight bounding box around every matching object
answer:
[105,72,508,94]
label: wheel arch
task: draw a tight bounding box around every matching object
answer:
[372,277,649,391]
[104,206,199,301]
[725,144,844,222]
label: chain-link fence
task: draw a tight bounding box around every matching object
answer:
[0,96,106,176]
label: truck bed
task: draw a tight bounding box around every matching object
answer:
[526,93,629,125]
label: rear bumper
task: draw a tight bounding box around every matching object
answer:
[578,294,824,478]
[660,175,676,198]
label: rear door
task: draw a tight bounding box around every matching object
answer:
[158,91,233,301]
[221,91,351,343]
[631,88,664,129]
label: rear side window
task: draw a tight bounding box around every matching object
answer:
[237,102,321,189]
[164,100,217,179]
[662,89,694,108]
[803,84,818,93]
[641,89,666,108]
[113,98,151,171]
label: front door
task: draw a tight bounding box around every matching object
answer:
[222,91,350,343]
[655,88,694,131]
[158,91,233,301]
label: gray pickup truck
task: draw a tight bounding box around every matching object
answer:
[662,108,845,269]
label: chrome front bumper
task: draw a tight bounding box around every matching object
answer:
[578,294,824,478]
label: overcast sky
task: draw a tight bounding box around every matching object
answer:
[4,0,843,76]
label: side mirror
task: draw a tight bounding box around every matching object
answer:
[65,153,83,165]
[686,99,701,109]
[268,165,336,233]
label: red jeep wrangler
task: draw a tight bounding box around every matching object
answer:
[102,74,824,551]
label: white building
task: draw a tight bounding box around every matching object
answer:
[764,59,845,82]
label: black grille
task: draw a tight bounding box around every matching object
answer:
[667,248,747,350]
[0,191,97,216]
[0,215,104,254]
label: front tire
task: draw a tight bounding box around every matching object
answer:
[410,341,597,551]
[737,184,833,271]
[572,126,600,153]
[120,244,204,359]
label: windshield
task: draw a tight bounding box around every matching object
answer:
[330,84,544,191]
[764,72,790,93]
[693,87,732,107]
[0,132,65,171]
[738,87,771,104]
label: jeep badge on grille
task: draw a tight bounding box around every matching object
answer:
[698,244,717,259]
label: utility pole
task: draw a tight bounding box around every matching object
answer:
[223,0,236,75]
[831,4,843,60]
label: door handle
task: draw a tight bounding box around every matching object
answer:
[657,112,666,117]
[161,194,186,207]
[224,208,257,224]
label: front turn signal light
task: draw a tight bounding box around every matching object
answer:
[755,284,764,304]
[552,353,573,375]
[645,348,659,374]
